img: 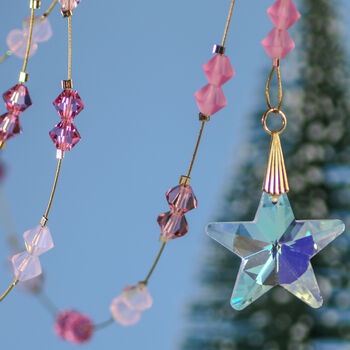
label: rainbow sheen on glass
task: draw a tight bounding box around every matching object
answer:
[206,193,345,310]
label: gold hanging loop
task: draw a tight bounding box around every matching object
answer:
[265,62,283,110]
[262,108,287,136]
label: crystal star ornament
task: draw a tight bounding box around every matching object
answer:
[206,193,345,311]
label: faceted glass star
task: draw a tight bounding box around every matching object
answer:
[206,193,345,311]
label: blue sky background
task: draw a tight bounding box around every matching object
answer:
[0,1,349,349]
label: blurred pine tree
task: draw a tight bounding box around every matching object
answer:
[181,0,350,349]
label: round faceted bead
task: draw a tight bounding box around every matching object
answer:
[0,113,22,143]
[122,285,153,312]
[267,0,301,30]
[3,84,32,115]
[49,121,81,151]
[11,251,42,282]
[262,28,295,59]
[7,29,38,59]
[55,310,93,344]
[195,84,227,116]
[23,16,53,43]
[53,90,85,120]
[23,225,54,256]
[203,54,235,86]
[157,211,188,241]
[166,185,197,213]
[110,297,142,326]
[59,0,81,11]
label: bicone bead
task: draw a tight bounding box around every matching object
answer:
[195,84,227,116]
[122,285,153,312]
[23,16,53,43]
[158,211,188,241]
[7,29,38,59]
[49,121,81,151]
[23,225,54,256]
[166,185,197,213]
[3,84,32,115]
[267,0,301,30]
[0,113,22,143]
[11,251,42,282]
[203,54,235,86]
[261,28,295,59]
[54,310,93,344]
[110,297,142,326]
[59,0,81,11]
[53,90,85,120]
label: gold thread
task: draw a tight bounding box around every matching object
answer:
[266,65,283,110]
[0,279,18,302]
[21,7,35,74]
[42,0,58,18]
[68,16,72,80]
[221,0,236,47]
[140,242,166,285]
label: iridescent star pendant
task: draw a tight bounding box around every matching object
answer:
[206,193,345,310]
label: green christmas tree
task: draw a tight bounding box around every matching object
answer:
[181,0,350,348]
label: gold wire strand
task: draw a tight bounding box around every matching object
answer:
[0,51,12,63]
[36,290,60,317]
[0,279,18,302]
[266,64,283,110]
[44,159,63,219]
[221,0,236,47]
[42,0,58,18]
[22,7,35,74]
[68,16,72,80]
[141,242,166,285]
[94,317,115,331]
[186,121,206,179]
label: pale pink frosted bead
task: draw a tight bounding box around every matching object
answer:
[110,297,141,326]
[122,285,153,312]
[267,0,301,30]
[203,54,235,86]
[23,16,53,43]
[7,29,38,59]
[59,0,81,11]
[261,28,295,59]
[195,84,227,116]
[23,225,54,256]
[11,251,42,282]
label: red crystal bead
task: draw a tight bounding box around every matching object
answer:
[49,121,81,151]
[166,185,198,213]
[53,89,84,120]
[3,84,32,115]
[0,113,22,143]
[157,211,188,241]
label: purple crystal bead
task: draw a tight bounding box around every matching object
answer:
[166,185,197,213]
[0,113,22,143]
[53,90,84,120]
[3,84,32,115]
[158,211,188,241]
[49,121,81,151]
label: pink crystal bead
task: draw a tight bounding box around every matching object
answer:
[7,29,37,59]
[195,84,227,116]
[49,121,81,151]
[55,310,93,344]
[23,225,54,256]
[122,285,153,312]
[110,297,142,326]
[262,28,295,59]
[166,185,197,213]
[23,16,53,43]
[158,211,188,241]
[59,0,81,11]
[203,54,235,86]
[3,84,32,115]
[11,251,42,282]
[267,0,301,30]
[53,90,85,120]
[0,113,22,143]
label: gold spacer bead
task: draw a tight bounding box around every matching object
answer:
[199,113,210,122]
[273,58,280,67]
[19,71,29,83]
[213,44,226,55]
[0,141,6,150]
[61,9,73,17]
[271,195,279,204]
[40,216,48,227]
[179,175,191,186]
[30,0,41,9]
[61,79,73,90]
